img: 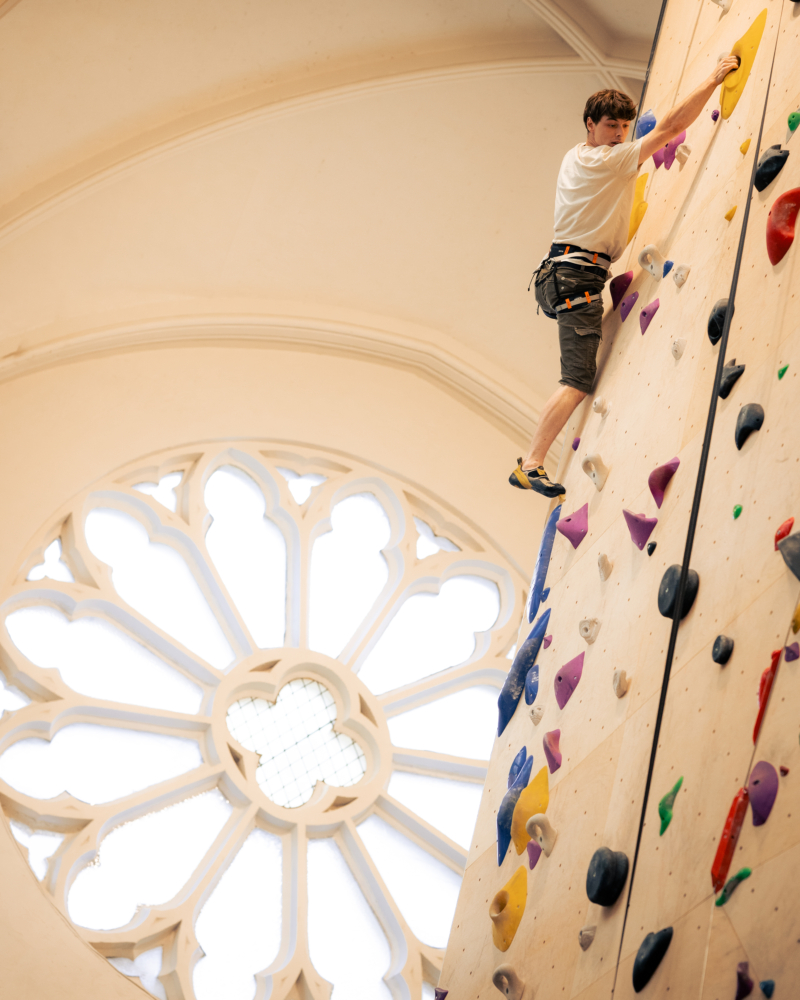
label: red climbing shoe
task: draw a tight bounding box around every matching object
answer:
[509,460,565,498]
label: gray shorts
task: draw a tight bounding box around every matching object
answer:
[534,263,607,394]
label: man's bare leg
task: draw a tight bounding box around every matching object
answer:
[521,385,587,470]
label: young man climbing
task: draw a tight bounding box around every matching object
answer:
[510,55,740,498]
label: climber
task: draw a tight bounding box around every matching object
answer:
[510,55,740,498]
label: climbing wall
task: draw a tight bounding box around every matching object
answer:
[439,0,800,997]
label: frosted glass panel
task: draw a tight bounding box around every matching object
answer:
[0,724,202,804]
[413,517,460,560]
[68,790,232,929]
[276,467,327,505]
[0,674,29,714]
[9,820,64,880]
[387,685,497,760]
[358,815,461,948]
[26,538,74,582]
[204,467,286,649]
[358,576,499,694]
[133,473,182,512]
[109,947,167,999]
[309,494,390,658]
[194,829,282,1000]
[308,838,393,1000]
[85,508,234,669]
[387,772,483,849]
[5,606,202,712]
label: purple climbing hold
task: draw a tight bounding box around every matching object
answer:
[543,635,553,649]
[735,962,754,1000]
[663,131,687,170]
[610,271,633,310]
[555,652,584,710]
[640,299,660,335]
[527,839,542,870]
[623,509,658,551]
[785,641,800,661]
[712,109,720,122]
[648,457,680,509]
[653,146,666,169]
[543,729,562,772]
[434,990,449,1000]
[556,503,589,549]
[620,291,639,322]
[748,761,779,827]
[572,437,581,451]
[662,260,674,278]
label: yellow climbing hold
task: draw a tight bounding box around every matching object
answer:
[510,766,550,854]
[628,173,649,244]
[725,205,738,221]
[740,138,751,155]
[490,867,528,951]
[721,9,768,120]
[793,596,800,634]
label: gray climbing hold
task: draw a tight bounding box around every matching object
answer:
[755,145,789,192]
[735,403,764,450]
[613,669,630,698]
[578,617,601,644]
[526,813,558,856]
[586,847,629,906]
[598,553,613,581]
[529,704,544,726]
[633,927,673,992]
[658,564,699,620]
[777,532,800,582]
[708,298,733,346]
[492,964,525,1000]
[712,635,734,665]
[719,358,745,399]
[671,338,687,360]
[579,925,596,951]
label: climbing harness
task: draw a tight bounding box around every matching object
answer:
[529,243,610,317]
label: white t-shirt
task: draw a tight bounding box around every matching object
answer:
[553,139,644,262]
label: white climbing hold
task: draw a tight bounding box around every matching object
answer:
[675,142,692,165]
[581,453,610,491]
[598,552,613,581]
[709,0,731,13]
[530,704,544,726]
[526,813,558,856]
[492,964,526,1000]
[579,925,597,951]
[638,244,666,280]
[613,669,631,698]
[672,263,691,287]
[671,338,687,361]
[592,396,611,417]
[579,617,601,644]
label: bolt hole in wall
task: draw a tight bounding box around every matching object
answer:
[0,443,523,1000]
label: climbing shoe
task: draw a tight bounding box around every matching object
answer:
[509,460,565,498]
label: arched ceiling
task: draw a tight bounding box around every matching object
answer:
[0,0,659,436]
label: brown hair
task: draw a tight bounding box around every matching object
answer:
[583,89,637,129]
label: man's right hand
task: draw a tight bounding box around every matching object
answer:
[710,54,741,86]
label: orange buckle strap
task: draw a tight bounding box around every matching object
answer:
[584,291,592,304]
[592,252,598,263]
[565,298,572,309]
[565,245,571,254]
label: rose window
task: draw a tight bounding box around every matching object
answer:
[0,442,522,1000]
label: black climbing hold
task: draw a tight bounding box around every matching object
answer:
[712,635,734,665]
[708,298,733,346]
[647,542,657,556]
[735,403,764,450]
[719,358,745,399]
[586,847,629,907]
[778,532,800,583]
[658,564,699,620]
[754,145,789,192]
[633,927,673,993]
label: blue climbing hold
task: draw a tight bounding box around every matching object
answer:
[507,746,528,788]
[635,109,657,139]
[662,260,674,278]
[542,587,550,602]
[524,662,539,706]
[497,754,534,864]
[498,609,551,735]
[759,981,775,999]
[527,504,562,623]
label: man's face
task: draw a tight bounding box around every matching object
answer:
[586,115,631,147]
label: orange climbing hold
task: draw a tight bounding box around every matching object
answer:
[753,649,781,744]
[720,9,767,120]
[725,205,737,222]
[766,188,800,265]
[711,787,750,892]
[775,517,795,550]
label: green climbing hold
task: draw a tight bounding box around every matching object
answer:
[715,866,752,906]
[733,504,743,519]
[658,776,683,835]
[779,364,789,379]
[790,111,800,133]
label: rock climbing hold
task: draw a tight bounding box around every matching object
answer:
[721,10,767,120]
[526,813,557,856]
[673,263,691,287]
[623,509,658,551]
[719,358,745,399]
[586,847,629,906]
[640,299,660,334]
[725,205,738,221]
[712,635,734,665]
[543,730,562,773]
[578,925,596,951]
[638,244,666,280]
[508,747,528,788]
[708,297,733,346]
[498,608,551,735]
[542,587,550,602]
[554,652,584,710]
[497,755,534,863]
[740,138,751,154]
[628,174,649,244]
[647,542,657,556]
[766,187,800,265]
[581,453,610,492]
[736,961,754,1000]
[790,110,800,133]
[572,437,580,451]
[434,990,448,1000]
[671,338,687,360]
[652,146,665,170]
[556,503,588,549]
[780,765,790,775]
[793,598,800,634]
[675,142,692,164]
[527,503,562,623]
[735,403,765,450]
[778,532,800,581]
[748,760,779,826]
[530,704,544,726]
[635,109,657,139]
[759,982,775,999]
[663,131,687,170]
[785,642,799,661]
[633,928,673,993]
[491,964,526,1000]
[754,145,789,191]
[754,650,780,743]
[711,787,750,891]
[733,504,743,519]
[592,396,610,416]
[715,866,751,906]
[648,457,680,509]
[657,564,700,620]
[610,271,633,309]
[775,517,795,550]
[613,669,630,698]
[524,662,539,706]
[658,776,683,835]
[598,552,613,581]
[662,260,673,278]
[543,634,552,648]
[712,109,720,122]
[579,617,601,644]
[778,363,789,379]
[526,839,542,869]
[620,291,639,322]
[511,765,549,853]
[490,868,528,951]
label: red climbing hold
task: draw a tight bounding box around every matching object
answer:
[775,516,795,550]
[711,787,750,893]
[766,188,800,265]
[781,766,790,776]
[753,649,781,745]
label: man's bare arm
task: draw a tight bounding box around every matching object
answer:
[637,55,740,167]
